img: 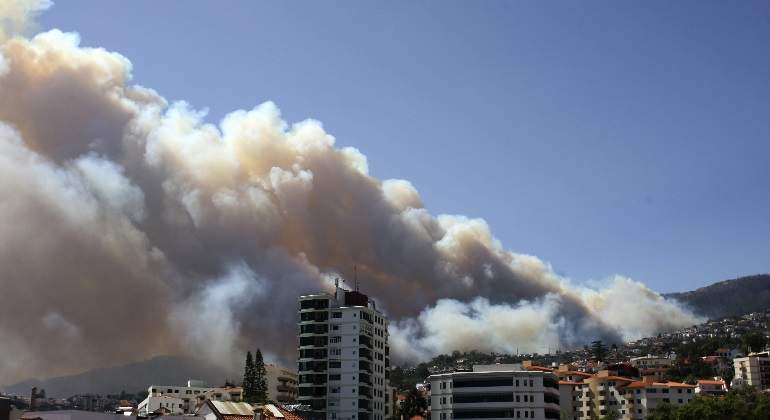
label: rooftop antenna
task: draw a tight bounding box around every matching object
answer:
[354,264,359,292]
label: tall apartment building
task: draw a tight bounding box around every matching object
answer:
[429,364,561,420]
[298,284,390,420]
[734,351,770,390]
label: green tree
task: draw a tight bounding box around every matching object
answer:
[741,332,767,354]
[400,388,427,419]
[254,349,268,404]
[242,351,257,403]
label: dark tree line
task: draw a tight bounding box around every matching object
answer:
[242,349,268,404]
[648,386,770,420]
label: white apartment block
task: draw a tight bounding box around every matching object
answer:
[628,356,673,370]
[619,381,694,419]
[695,379,727,396]
[298,285,390,420]
[138,395,185,415]
[429,364,561,420]
[573,374,694,420]
[139,380,244,415]
[734,351,770,391]
[266,364,299,403]
[522,364,696,420]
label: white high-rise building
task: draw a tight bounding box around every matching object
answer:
[298,283,390,420]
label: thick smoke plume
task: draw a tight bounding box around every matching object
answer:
[0,2,702,385]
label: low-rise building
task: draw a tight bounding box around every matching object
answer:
[628,356,673,370]
[695,379,727,396]
[139,380,243,415]
[429,364,561,420]
[621,381,695,419]
[266,364,299,403]
[715,348,743,360]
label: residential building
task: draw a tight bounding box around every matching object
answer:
[715,348,743,360]
[695,379,727,396]
[297,284,390,420]
[628,357,672,383]
[621,380,695,419]
[138,395,185,415]
[139,381,243,415]
[576,372,635,419]
[557,381,581,420]
[628,356,672,370]
[266,364,299,403]
[428,364,561,420]
[734,351,770,391]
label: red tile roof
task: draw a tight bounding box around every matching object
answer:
[559,381,584,386]
[697,380,725,385]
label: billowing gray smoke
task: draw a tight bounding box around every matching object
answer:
[0,1,702,385]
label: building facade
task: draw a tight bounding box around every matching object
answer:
[297,285,390,420]
[734,351,770,391]
[429,364,561,420]
[620,381,694,419]
[266,364,300,403]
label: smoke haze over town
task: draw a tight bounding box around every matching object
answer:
[3,0,757,387]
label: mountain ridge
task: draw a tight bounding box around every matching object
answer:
[664,274,770,320]
[0,355,236,399]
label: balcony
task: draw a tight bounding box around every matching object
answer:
[359,335,373,348]
[277,384,295,392]
[359,361,372,373]
[359,386,373,399]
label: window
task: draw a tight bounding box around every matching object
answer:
[516,379,520,387]
[330,336,341,343]
[516,395,520,402]
[524,412,528,418]
[678,399,683,403]
[529,379,534,387]
[332,312,342,318]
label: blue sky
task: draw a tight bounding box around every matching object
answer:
[39,1,770,293]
